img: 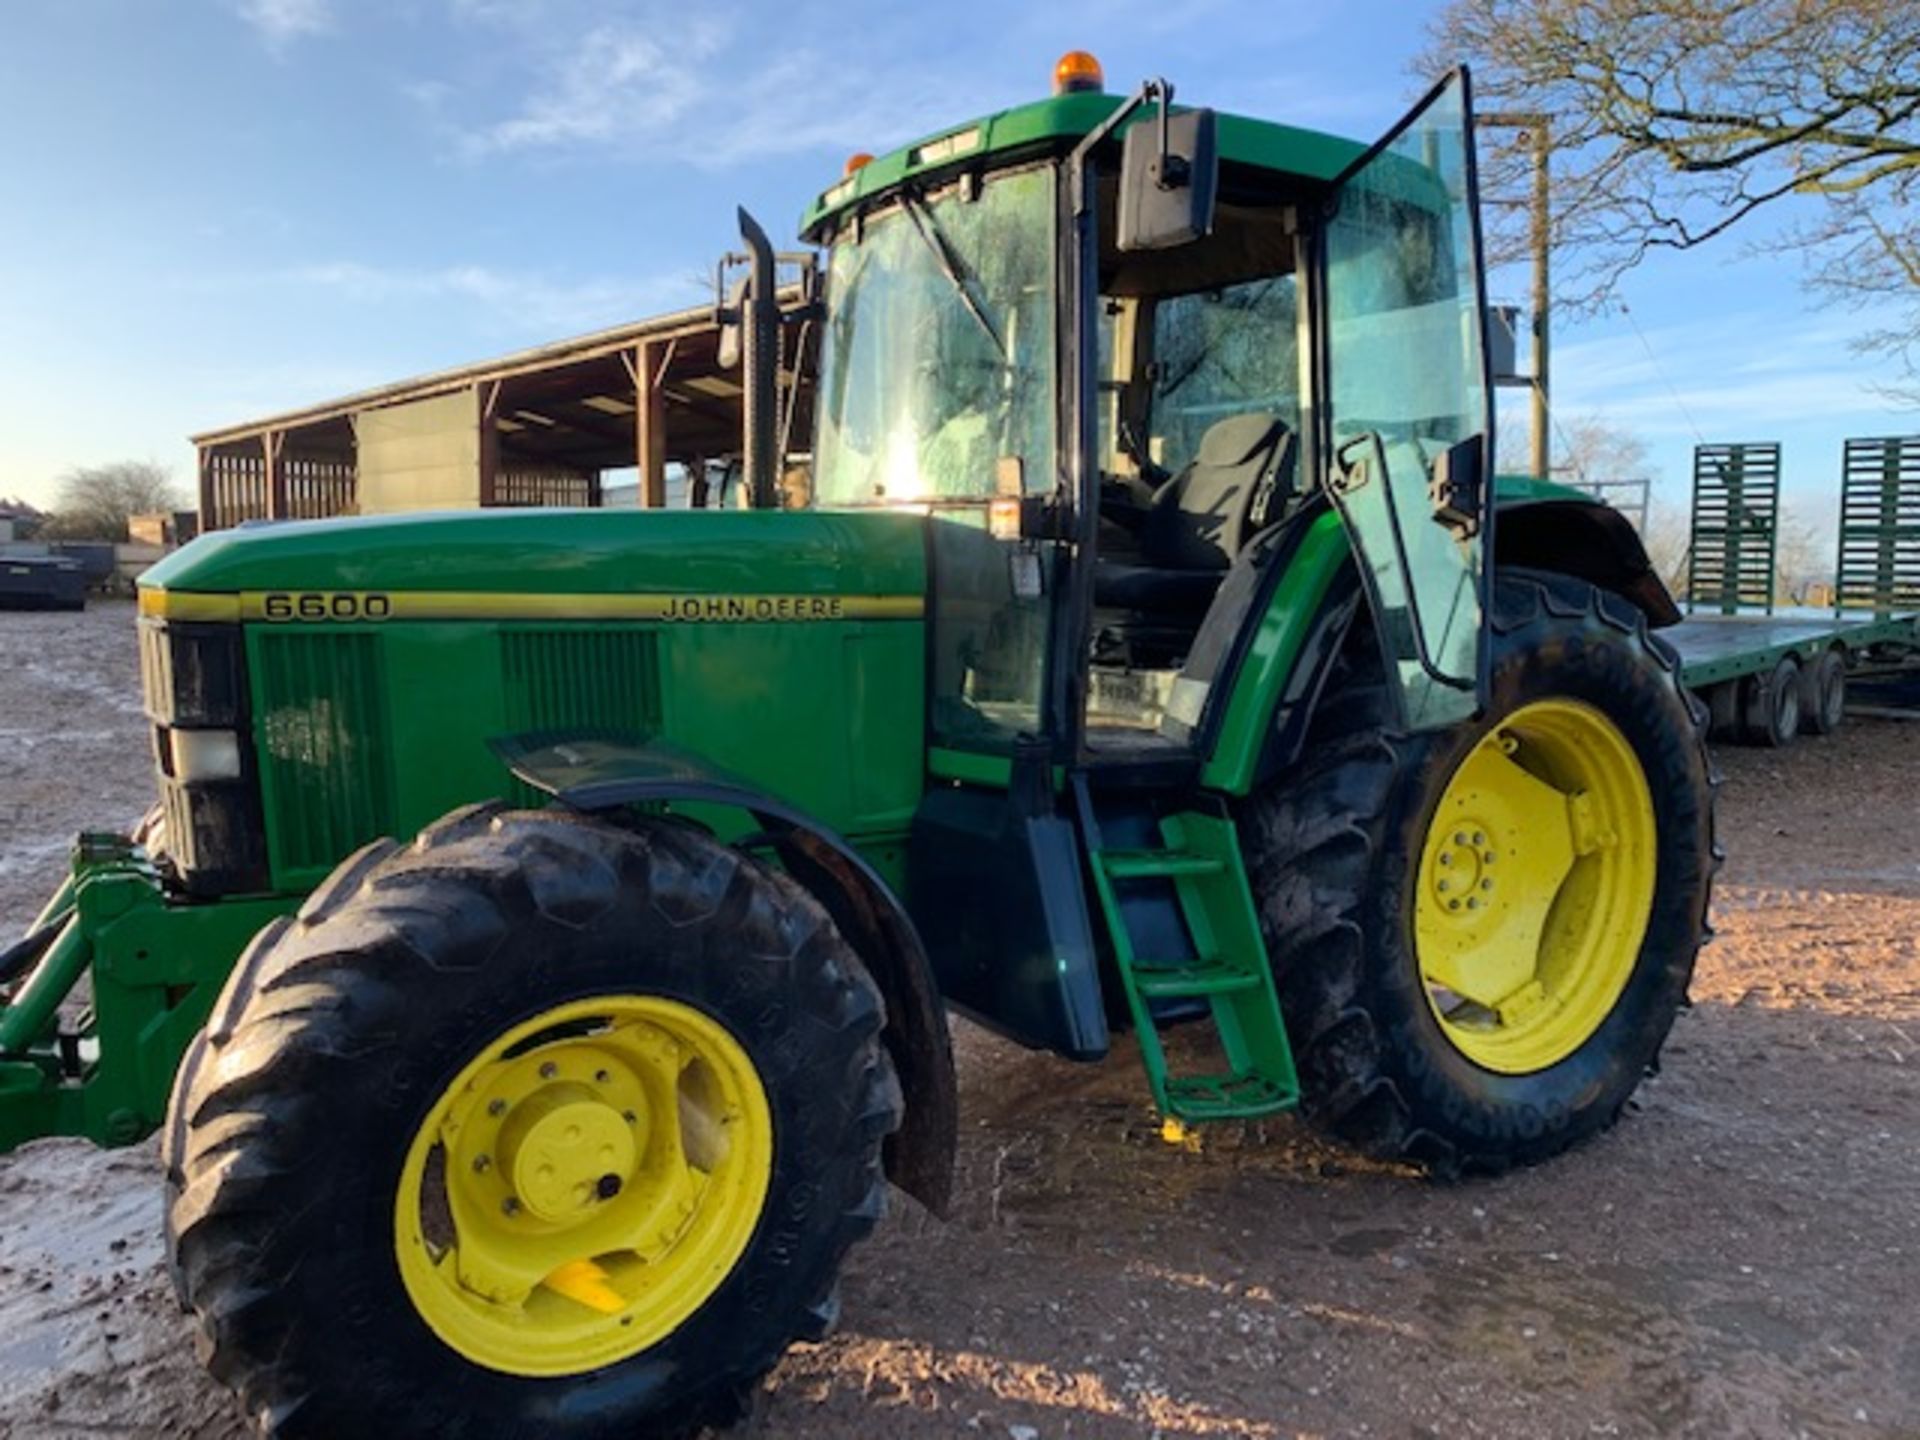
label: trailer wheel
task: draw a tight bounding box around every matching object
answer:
[1801,647,1846,736]
[1240,570,1716,1175]
[166,805,898,1440]
[1742,655,1802,747]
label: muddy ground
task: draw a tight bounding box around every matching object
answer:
[1,602,1916,1439]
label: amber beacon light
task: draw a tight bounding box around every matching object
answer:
[1052,50,1104,94]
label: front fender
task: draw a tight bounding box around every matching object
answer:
[493,731,958,1217]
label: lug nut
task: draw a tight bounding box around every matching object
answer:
[596,1174,623,1200]
[539,1062,559,1080]
[472,1154,491,1173]
[1439,852,1453,867]
[502,1197,521,1217]
[1454,831,1467,845]
[1437,879,1450,893]
[488,1099,507,1118]
[595,1069,612,1085]
[623,1110,637,1124]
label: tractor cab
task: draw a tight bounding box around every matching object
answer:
[795,55,1501,1067]
[802,56,1494,811]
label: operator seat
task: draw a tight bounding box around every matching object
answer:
[1095,413,1296,617]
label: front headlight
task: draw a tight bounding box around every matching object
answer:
[167,729,244,784]
[138,606,269,896]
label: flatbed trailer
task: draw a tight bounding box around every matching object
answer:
[1666,607,1920,746]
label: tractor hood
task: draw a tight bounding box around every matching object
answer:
[138,507,929,615]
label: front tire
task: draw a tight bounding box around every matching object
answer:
[166,804,898,1438]
[1241,571,1716,1174]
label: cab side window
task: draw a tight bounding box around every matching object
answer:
[1149,276,1300,474]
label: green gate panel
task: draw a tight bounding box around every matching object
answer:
[1689,442,1780,615]
[1837,436,1920,618]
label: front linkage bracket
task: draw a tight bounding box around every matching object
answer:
[0,832,295,1153]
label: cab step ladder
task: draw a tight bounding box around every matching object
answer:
[1073,779,1299,1123]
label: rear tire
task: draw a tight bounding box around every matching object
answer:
[1742,656,1802,747]
[166,804,898,1439]
[1801,647,1846,736]
[1240,571,1716,1175]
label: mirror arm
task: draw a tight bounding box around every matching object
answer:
[1067,77,1168,215]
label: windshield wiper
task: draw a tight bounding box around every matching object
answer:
[899,192,1006,361]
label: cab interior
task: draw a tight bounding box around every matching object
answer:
[1082,169,1320,756]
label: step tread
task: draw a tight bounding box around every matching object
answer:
[1164,1071,1298,1121]
[1096,848,1224,880]
[1131,960,1261,998]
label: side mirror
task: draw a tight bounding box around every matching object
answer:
[1428,436,1485,541]
[1116,107,1218,251]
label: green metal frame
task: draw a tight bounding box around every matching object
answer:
[1688,442,1781,615]
[1837,436,1920,619]
[0,835,294,1151]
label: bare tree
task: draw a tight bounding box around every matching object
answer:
[1551,413,1650,484]
[1641,498,1691,596]
[1426,1,1920,388]
[40,461,184,542]
[1774,500,1832,604]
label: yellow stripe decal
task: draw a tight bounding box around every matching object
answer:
[139,589,242,623]
[139,588,923,624]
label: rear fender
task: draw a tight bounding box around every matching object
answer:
[1495,498,1681,627]
[494,732,959,1217]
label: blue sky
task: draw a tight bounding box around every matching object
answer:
[0,0,1911,535]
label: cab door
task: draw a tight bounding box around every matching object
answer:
[1320,69,1495,729]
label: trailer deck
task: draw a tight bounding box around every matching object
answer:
[1670,609,1920,690]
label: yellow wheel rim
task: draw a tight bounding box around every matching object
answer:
[394,996,773,1377]
[1414,699,1657,1075]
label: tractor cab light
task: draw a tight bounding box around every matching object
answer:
[844,152,874,177]
[1053,50,1104,95]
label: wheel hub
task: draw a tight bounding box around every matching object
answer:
[497,1083,639,1223]
[394,997,774,1377]
[1427,819,1499,916]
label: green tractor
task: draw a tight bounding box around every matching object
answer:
[0,55,1712,1437]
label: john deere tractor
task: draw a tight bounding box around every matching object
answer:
[0,56,1711,1437]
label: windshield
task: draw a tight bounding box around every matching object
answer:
[813,165,1057,506]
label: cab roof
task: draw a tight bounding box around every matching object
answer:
[799,89,1367,240]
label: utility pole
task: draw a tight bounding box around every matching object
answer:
[1482,112,1551,479]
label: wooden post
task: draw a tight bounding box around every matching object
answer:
[197,446,215,530]
[478,382,501,507]
[633,340,668,508]
[263,431,287,520]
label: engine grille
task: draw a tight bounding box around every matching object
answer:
[254,630,394,874]
[500,628,664,733]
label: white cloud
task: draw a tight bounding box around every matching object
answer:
[464,24,716,156]
[1551,310,1897,443]
[231,0,332,54]
[408,7,980,170]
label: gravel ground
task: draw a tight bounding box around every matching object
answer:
[2,602,1917,1439]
